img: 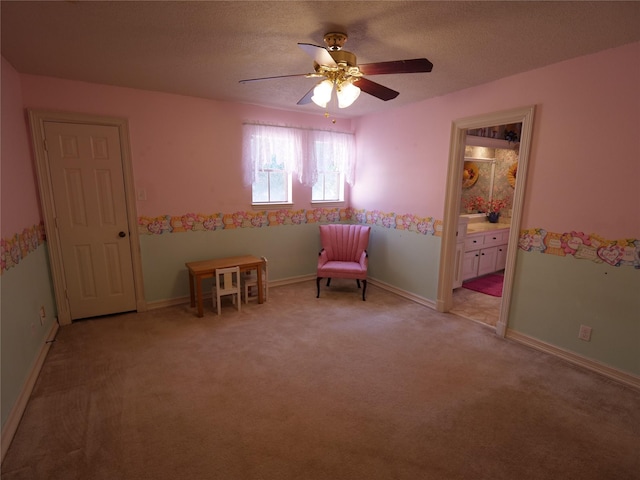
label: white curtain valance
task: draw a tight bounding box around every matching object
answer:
[242,123,356,187]
[304,130,356,187]
[242,124,303,186]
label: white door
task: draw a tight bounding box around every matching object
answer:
[44,121,137,320]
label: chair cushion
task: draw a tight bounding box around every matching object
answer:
[317,260,367,279]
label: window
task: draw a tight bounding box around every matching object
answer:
[307,130,355,203]
[243,124,301,205]
[311,140,345,202]
[242,123,355,205]
[251,155,292,203]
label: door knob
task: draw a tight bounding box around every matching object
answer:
[118,231,127,238]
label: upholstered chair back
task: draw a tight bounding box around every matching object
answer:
[319,224,371,263]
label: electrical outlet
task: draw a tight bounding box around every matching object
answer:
[578,325,592,342]
[39,306,46,325]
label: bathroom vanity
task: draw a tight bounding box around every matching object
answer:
[453,216,510,288]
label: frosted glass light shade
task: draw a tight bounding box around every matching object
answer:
[311,79,333,108]
[337,82,361,108]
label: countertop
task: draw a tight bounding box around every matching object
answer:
[466,222,510,234]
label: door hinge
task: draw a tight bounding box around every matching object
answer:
[43,139,48,152]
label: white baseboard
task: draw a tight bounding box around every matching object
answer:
[146,274,318,310]
[146,295,193,310]
[1,320,59,462]
[368,277,437,310]
[506,329,640,390]
[146,274,437,310]
[146,275,436,311]
[268,273,316,288]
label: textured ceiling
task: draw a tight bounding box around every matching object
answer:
[2,1,639,118]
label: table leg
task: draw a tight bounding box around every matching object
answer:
[189,271,195,307]
[257,261,264,304]
[196,274,204,317]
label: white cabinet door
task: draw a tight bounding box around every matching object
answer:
[478,246,498,276]
[461,227,510,281]
[462,250,480,281]
[495,244,508,271]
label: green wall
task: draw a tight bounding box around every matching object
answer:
[1,245,57,427]
[366,226,440,301]
[139,223,441,305]
[140,223,323,303]
[509,251,640,376]
[140,221,638,376]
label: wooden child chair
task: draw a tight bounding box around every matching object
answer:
[242,256,268,304]
[212,266,241,315]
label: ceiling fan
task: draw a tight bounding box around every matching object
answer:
[239,32,433,109]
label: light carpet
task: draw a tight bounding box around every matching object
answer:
[2,280,639,480]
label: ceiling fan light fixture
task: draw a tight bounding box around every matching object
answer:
[311,79,333,108]
[241,31,433,110]
[336,81,361,108]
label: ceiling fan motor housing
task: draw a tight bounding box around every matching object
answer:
[330,50,357,68]
[324,32,348,51]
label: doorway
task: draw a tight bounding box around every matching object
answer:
[451,124,520,327]
[436,106,535,336]
[29,111,146,325]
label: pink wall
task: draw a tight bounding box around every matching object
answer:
[19,76,352,217]
[1,58,42,237]
[352,42,640,239]
[353,95,454,217]
[13,42,640,240]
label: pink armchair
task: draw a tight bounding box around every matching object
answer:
[317,224,371,301]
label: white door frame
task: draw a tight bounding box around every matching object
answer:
[28,110,146,325]
[436,106,535,337]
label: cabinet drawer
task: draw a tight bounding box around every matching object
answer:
[499,230,510,243]
[483,231,506,248]
[464,234,484,251]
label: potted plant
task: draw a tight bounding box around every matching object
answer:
[485,198,506,223]
[463,196,486,214]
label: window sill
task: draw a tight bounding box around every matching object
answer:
[251,202,294,210]
[311,201,345,206]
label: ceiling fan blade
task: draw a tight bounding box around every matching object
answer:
[356,77,399,101]
[298,43,337,67]
[358,58,433,76]
[239,73,311,84]
[297,85,316,105]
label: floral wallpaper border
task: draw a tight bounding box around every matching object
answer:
[519,228,640,269]
[138,208,639,270]
[3,215,637,276]
[1,223,46,275]
[137,207,442,236]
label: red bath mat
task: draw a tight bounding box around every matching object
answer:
[462,274,503,297]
